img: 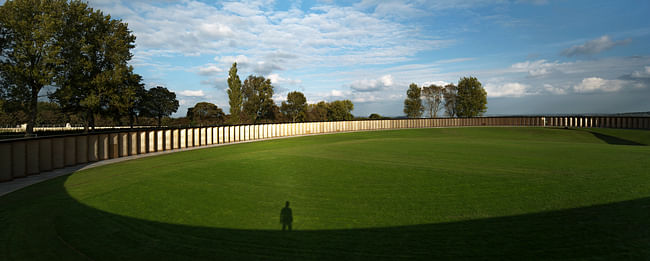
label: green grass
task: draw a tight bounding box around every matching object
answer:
[1,127,650,260]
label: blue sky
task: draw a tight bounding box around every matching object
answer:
[82,0,650,117]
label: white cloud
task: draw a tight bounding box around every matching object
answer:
[631,66,650,78]
[573,77,626,93]
[562,35,631,57]
[422,80,450,87]
[88,0,446,75]
[267,73,302,85]
[179,90,206,97]
[511,60,567,77]
[543,84,568,95]
[330,89,346,97]
[197,64,223,75]
[485,82,533,97]
[349,74,394,92]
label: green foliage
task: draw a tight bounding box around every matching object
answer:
[227,63,242,125]
[0,0,66,134]
[186,102,225,126]
[456,76,487,117]
[47,1,136,131]
[368,113,384,119]
[306,101,328,122]
[141,86,179,127]
[422,84,444,118]
[442,84,458,117]
[242,75,275,124]
[403,83,423,118]
[280,91,307,122]
[326,100,354,121]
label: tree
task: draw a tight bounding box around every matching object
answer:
[51,1,135,131]
[141,86,179,127]
[443,84,458,117]
[306,101,328,122]
[186,102,225,126]
[369,113,384,120]
[456,76,487,117]
[106,67,146,126]
[327,100,354,121]
[422,84,444,118]
[280,91,307,122]
[242,75,275,123]
[403,83,423,118]
[226,63,242,125]
[0,0,65,135]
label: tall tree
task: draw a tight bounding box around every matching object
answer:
[51,1,135,131]
[187,102,225,126]
[443,84,458,117]
[306,101,328,122]
[242,75,275,124]
[141,86,179,127]
[106,67,145,126]
[226,63,242,125]
[280,91,307,122]
[0,0,65,135]
[327,100,354,121]
[403,83,423,118]
[456,76,487,117]
[422,84,444,118]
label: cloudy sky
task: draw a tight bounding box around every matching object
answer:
[82,0,649,117]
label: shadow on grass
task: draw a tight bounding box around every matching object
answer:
[561,128,646,146]
[2,175,650,260]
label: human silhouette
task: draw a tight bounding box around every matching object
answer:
[280,201,293,231]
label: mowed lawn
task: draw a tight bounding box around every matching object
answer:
[1,127,650,260]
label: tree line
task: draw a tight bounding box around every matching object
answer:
[185,62,355,126]
[404,76,487,118]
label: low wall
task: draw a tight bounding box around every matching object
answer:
[1,116,649,182]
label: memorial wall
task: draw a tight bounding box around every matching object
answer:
[1,116,649,182]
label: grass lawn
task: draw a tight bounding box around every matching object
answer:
[1,127,650,260]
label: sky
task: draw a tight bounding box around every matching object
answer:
[78,0,650,117]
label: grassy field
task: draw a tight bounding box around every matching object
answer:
[1,127,650,260]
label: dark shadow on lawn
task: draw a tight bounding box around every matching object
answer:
[561,128,646,146]
[2,175,650,260]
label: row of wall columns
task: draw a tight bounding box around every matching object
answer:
[2,116,649,182]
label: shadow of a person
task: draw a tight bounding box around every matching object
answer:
[280,201,293,231]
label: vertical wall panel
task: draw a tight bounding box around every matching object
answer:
[99,134,109,160]
[87,135,98,162]
[39,138,53,171]
[26,140,39,175]
[119,133,129,157]
[75,136,88,164]
[165,130,172,150]
[0,143,12,181]
[109,134,119,159]
[206,128,213,145]
[12,141,26,178]
[138,132,147,154]
[180,129,187,148]
[148,131,156,152]
[52,138,64,169]
[64,137,76,166]
[156,130,163,151]
[129,132,138,155]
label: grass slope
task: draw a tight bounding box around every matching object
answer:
[1,127,649,260]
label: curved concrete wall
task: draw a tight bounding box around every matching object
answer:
[1,116,649,180]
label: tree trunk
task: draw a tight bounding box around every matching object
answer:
[25,87,39,137]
